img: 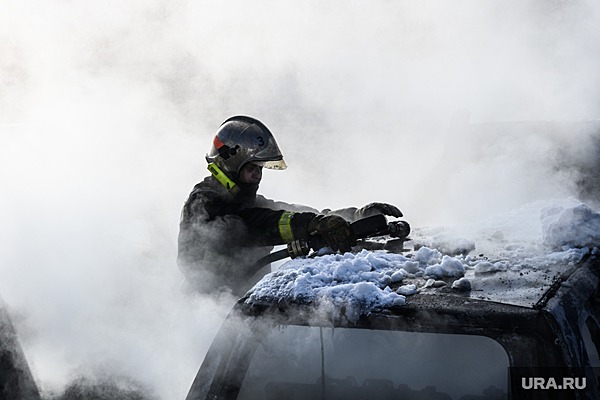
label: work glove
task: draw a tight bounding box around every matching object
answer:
[307,214,354,253]
[356,202,403,219]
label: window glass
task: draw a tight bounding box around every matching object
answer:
[238,325,509,400]
[582,316,600,393]
[582,317,600,367]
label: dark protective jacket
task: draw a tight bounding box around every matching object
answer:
[177,176,321,294]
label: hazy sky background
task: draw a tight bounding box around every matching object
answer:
[1,1,599,398]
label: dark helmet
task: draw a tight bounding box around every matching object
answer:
[206,116,287,177]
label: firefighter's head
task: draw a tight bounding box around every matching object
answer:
[206,116,287,183]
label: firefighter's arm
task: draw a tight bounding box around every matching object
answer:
[239,209,353,252]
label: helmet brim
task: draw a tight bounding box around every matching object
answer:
[254,159,287,170]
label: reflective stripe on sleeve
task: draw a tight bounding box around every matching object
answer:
[278,211,295,243]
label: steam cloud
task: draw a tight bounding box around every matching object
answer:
[1,1,599,398]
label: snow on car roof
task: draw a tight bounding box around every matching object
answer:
[245,200,600,322]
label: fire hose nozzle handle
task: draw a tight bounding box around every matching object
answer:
[287,240,311,259]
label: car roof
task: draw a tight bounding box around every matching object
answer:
[241,242,599,324]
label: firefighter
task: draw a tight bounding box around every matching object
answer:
[177,116,402,295]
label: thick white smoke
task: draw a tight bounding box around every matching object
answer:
[1,0,599,398]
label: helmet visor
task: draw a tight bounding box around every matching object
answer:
[254,159,288,170]
[249,134,287,169]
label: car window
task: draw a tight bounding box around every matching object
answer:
[582,315,600,394]
[583,316,600,367]
[237,325,509,400]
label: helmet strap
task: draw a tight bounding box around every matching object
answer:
[207,163,240,195]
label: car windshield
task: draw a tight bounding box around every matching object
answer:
[237,325,509,400]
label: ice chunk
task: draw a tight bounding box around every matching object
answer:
[451,278,472,291]
[425,255,466,279]
[542,204,600,250]
[400,260,420,273]
[423,279,446,288]
[413,247,442,265]
[474,261,506,275]
[390,270,406,283]
[396,284,417,296]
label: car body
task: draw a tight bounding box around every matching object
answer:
[185,238,600,400]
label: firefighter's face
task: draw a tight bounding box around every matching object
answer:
[239,163,263,184]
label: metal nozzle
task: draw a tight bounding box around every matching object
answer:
[287,240,310,258]
[388,221,411,239]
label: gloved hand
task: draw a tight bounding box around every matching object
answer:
[308,214,354,253]
[356,202,403,219]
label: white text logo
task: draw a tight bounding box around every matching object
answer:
[521,377,586,390]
